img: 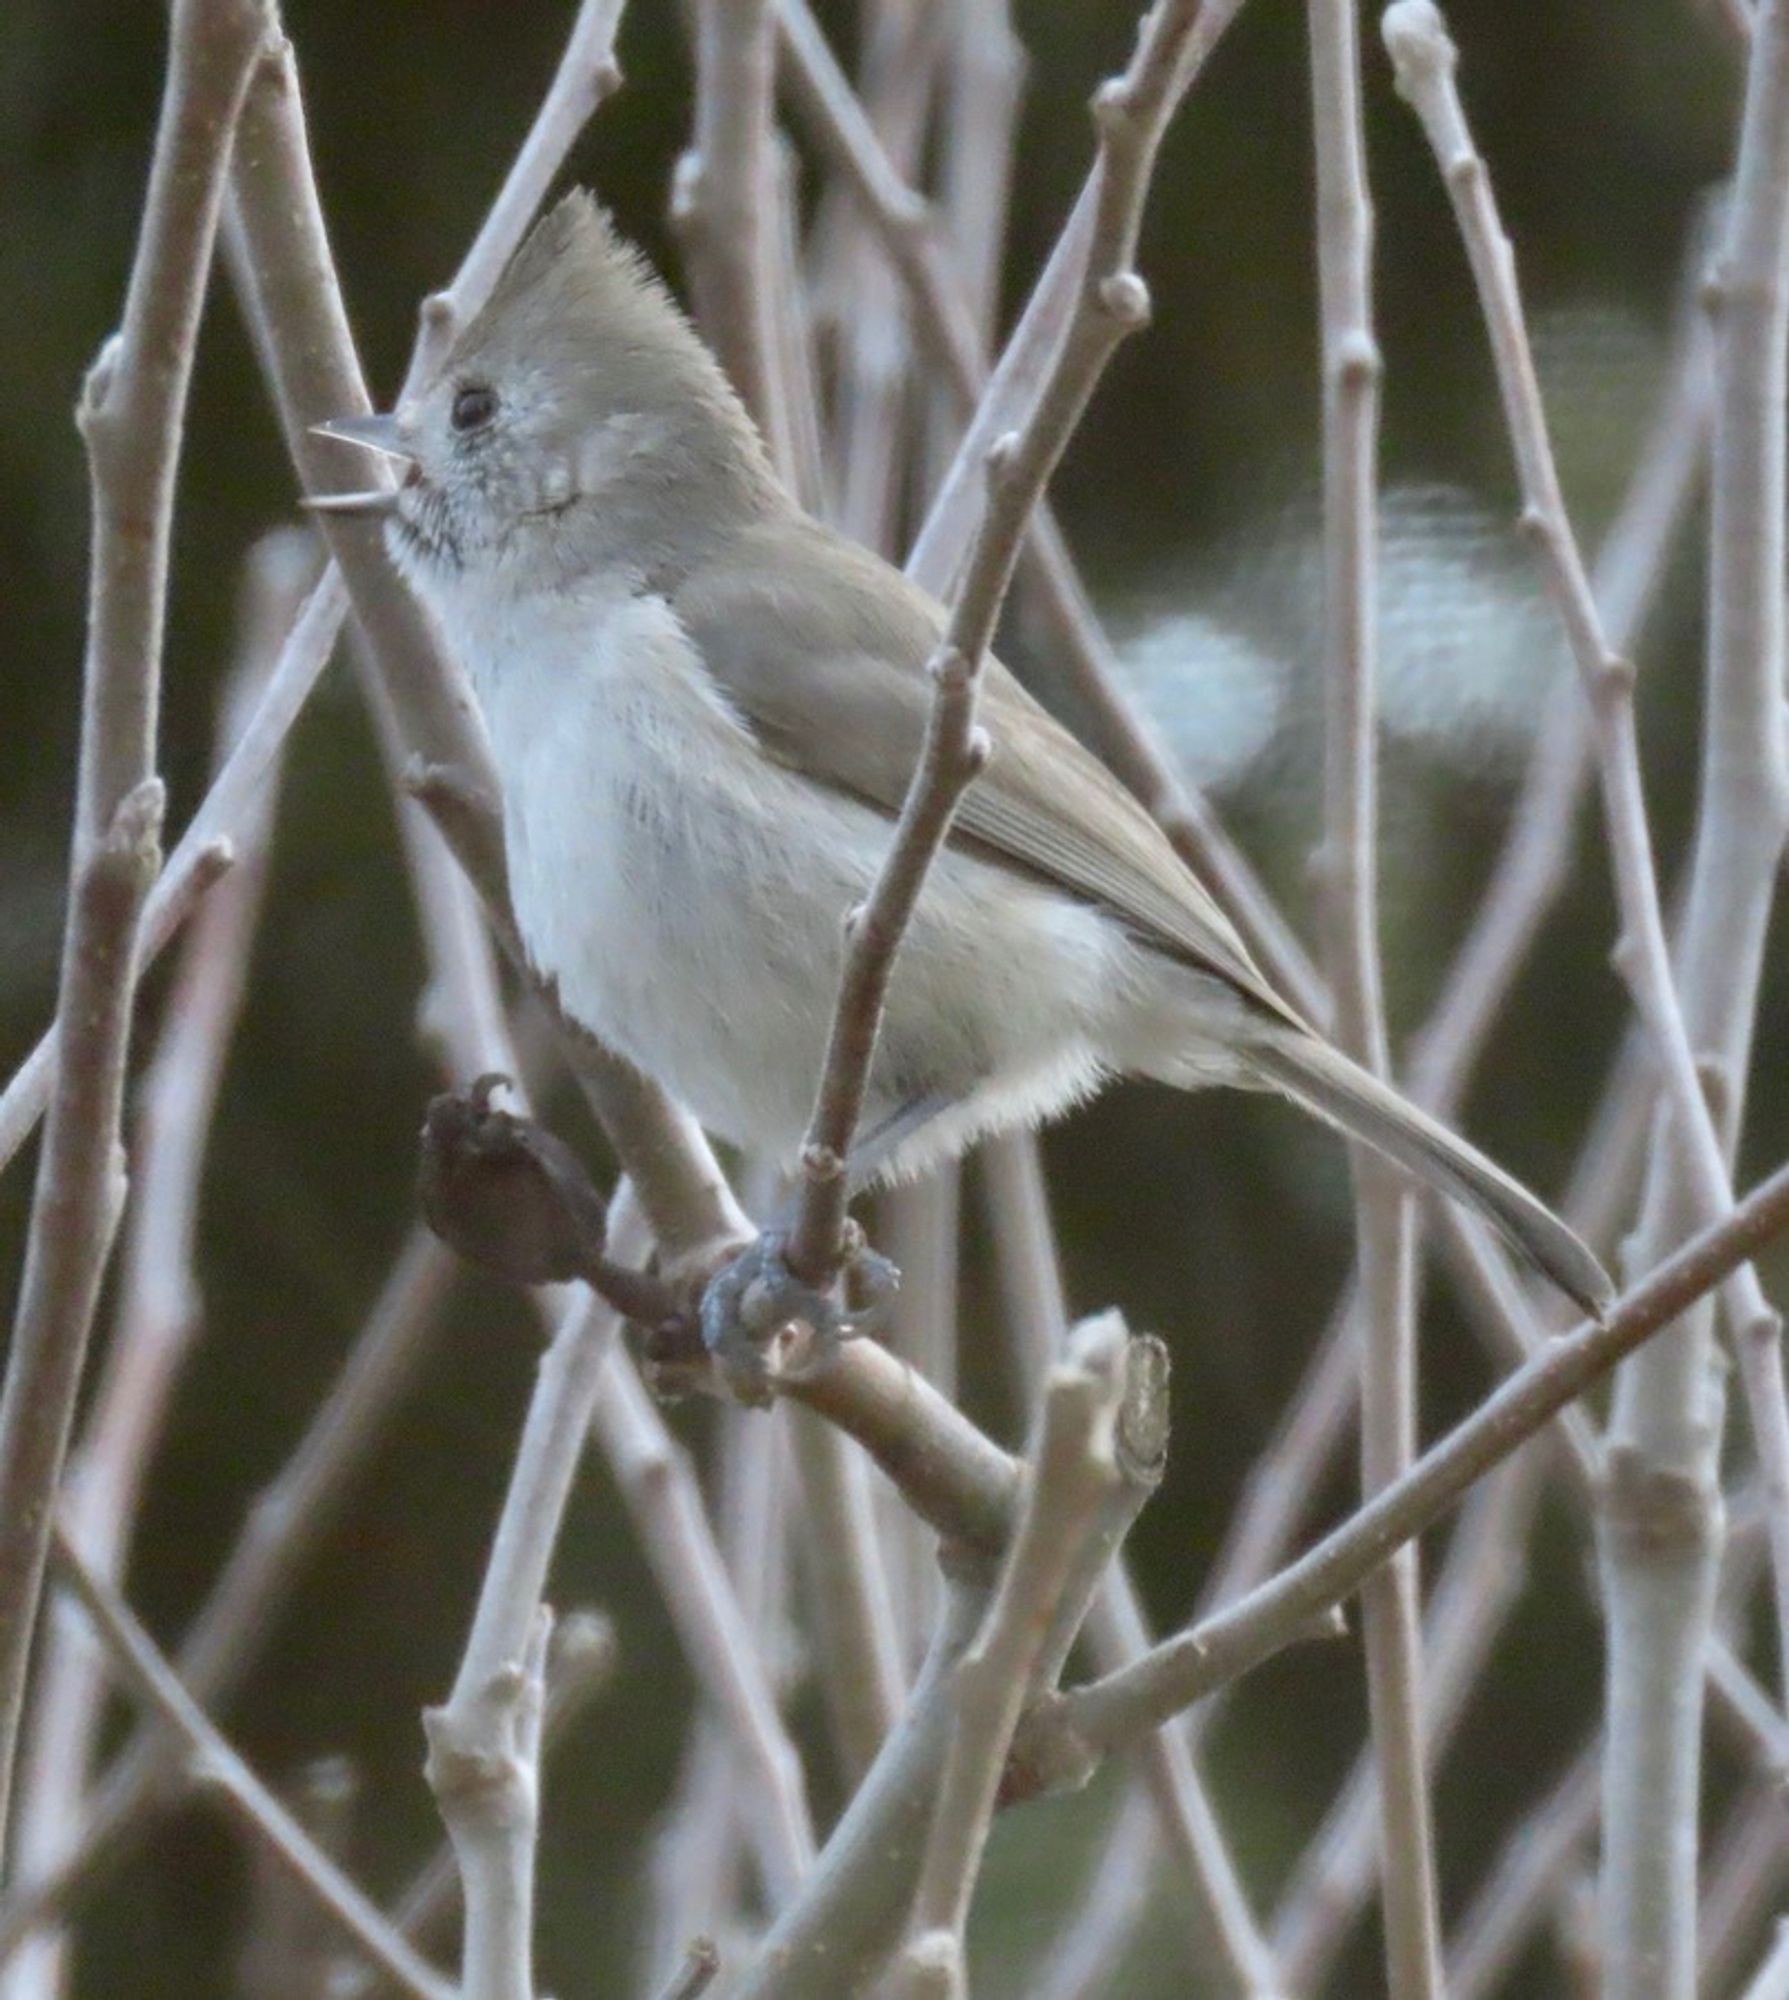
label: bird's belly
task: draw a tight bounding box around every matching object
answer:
[499,685,1132,1164]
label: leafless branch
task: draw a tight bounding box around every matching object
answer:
[1270,1455,1543,1989]
[4,531,305,2000]
[982,1132,1283,1998]
[49,1529,454,2000]
[675,0,794,473]
[1008,1144,1789,1786]
[0,1223,462,1970]
[1309,0,1440,1990]
[423,1187,645,2000]
[0,0,274,1857]
[785,0,1236,1281]
[1444,1737,1597,2000]
[332,1612,617,2000]
[1384,9,1789,1982]
[884,1316,1142,1999]
[587,1340,816,1904]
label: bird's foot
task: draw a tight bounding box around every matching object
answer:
[699,1222,900,1405]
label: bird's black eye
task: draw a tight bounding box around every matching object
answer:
[451,383,498,434]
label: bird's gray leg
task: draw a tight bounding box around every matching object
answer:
[699,1096,954,1399]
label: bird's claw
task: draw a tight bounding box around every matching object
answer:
[699,1228,900,1404]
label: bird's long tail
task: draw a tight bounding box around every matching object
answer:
[1247,1026,1612,1318]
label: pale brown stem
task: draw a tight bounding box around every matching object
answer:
[0,0,274,1856]
[4,534,304,2000]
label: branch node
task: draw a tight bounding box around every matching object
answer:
[1089,77,1137,137]
[1591,652,1637,699]
[1381,0,1458,97]
[982,431,1022,487]
[1333,329,1383,387]
[101,777,168,877]
[928,644,973,692]
[75,333,124,442]
[1097,270,1152,328]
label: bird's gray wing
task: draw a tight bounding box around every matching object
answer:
[672,514,1304,1029]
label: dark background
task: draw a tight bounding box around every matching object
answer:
[2,1,1783,1994]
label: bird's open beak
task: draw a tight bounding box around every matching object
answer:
[304,413,415,516]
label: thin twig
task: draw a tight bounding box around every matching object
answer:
[784,0,1235,1283]
[4,532,304,2000]
[982,1133,1282,1998]
[1022,1786,1155,2000]
[0,0,631,1182]
[1007,1144,1789,1786]
[675,0,794,473]
[409,0,626,386]
[588,1340,816,1905]
[1697,1781,1789,2000]
[425,1194,647,2000]
[678,14,912,1765]
[333,1612,617,2000]
[0,1225,462,1968]
[1742,1923,1789,2000]
[730,1581,992,2000]
[236,1753,362,2000]
[1270,1455,1544,1990]
[1676,0,1789,1692]
[1383,12,1789,1984]
[887,1317,1142,1999]
[779,0,1319,1008]
[1309,0,1439,1989]
[0,0,273,1857]
[49,1529,454,2000]
[1444,1738,1598,2000]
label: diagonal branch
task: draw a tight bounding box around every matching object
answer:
[1008,1143,1789,1786]
[49,1528,455,2000]
[784,0,1237,1282]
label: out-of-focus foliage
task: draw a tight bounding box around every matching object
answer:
[0,3,1782,1996]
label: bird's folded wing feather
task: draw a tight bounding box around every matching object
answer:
[672,515,1304,1030]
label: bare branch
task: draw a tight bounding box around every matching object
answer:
[588,1342,816,1904]
[1445,1739,1597,2000]
[675,0,794,473]
[983,1134,1282,1997]
[1308,0,1439,1989]
[1383,10,1789,1979]
[886,1316,1141,1999]
[1271,1456,1544,1989]
[329,1613,616,2000]
[49,1530,454,2000]
[411,0,626,382]
[424,1186,645,2000]
[1743,1923,1789,2000]
[0,0,273,1856]
[1009,1144,1789,1784]
[0,1222,477,1972]
[226,13,750,1272]
[785,0,1235,1282]
[5,532,304,2000]
[0,0,632,1185]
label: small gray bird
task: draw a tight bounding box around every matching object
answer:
[315,191,1610,1338]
